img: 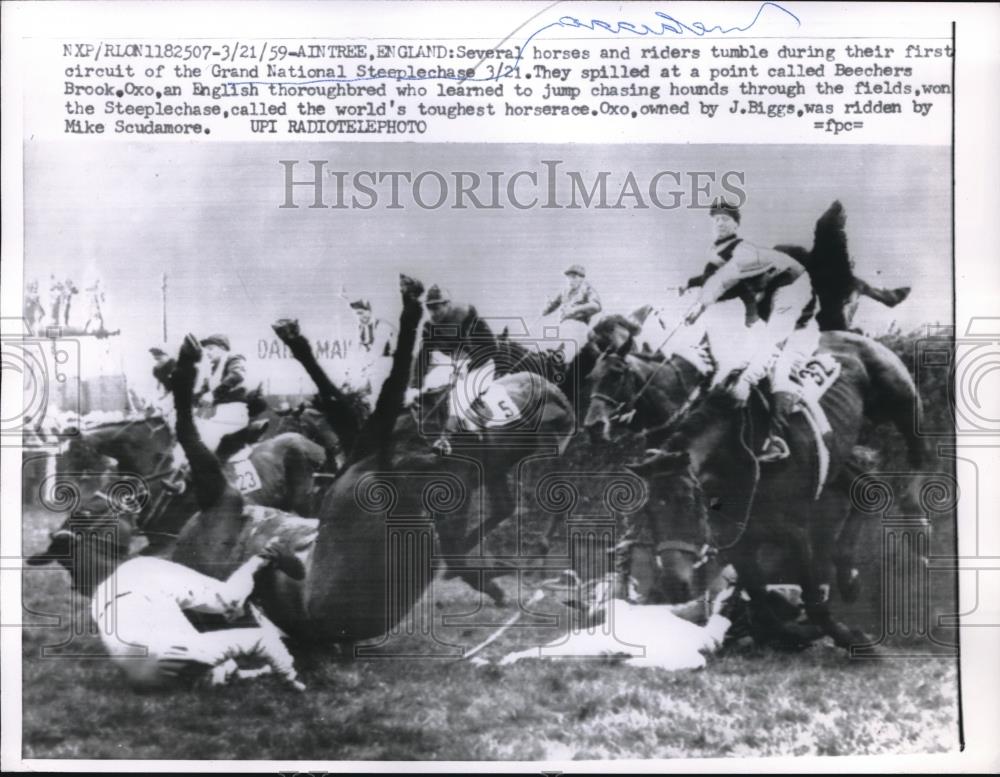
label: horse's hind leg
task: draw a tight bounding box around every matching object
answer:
[792,519,871,650]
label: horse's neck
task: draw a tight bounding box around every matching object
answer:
[630,355,698,418]
[174,490,247,574]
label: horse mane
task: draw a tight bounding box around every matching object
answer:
[593,314,640,339]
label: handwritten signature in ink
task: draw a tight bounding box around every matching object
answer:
[228,2,800,87]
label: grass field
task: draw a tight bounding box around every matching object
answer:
[21,507,960,762]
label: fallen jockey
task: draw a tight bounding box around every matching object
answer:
[685,198,820,463]
[92,536,307,690]
[498,574,746,671]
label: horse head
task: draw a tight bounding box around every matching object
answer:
[26,508,136,596]
[583,347,637,443]
[624,384,768,600]
[624,449,712,603]
[67,416,175,477]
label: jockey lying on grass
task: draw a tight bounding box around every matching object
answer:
[685,198,819,463]
[29,530,307,691]
[500,575,745,671]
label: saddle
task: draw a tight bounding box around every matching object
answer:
[756,351,842,499]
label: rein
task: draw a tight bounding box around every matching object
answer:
[712,404,761,552]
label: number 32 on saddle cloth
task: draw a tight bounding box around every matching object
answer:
[783,351,842,499]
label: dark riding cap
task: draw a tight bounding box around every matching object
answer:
[200,333,230,350]
[564,264,586,278]
[425,285,451,306]
[708,197,741,224]
[349,298,372,312]
[148,347,167,357]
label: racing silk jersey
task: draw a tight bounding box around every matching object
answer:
[543,280,603,325]
[698,236,808,310]
[417,304,497,386]
[201,354,248,405]
[357,317,395,357]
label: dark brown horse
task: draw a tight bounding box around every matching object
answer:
[273,309,576,606]
[623,333,930,650]
[582,347,707,444]
[58,413,325,553]
[492,328,598,415]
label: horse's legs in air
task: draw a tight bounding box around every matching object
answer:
[171,336,229,511]
[272,322,363,457]
[350,275,424,466]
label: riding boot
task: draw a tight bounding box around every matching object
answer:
[758,391,797,463]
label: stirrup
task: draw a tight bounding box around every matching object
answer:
[757,435,790,463]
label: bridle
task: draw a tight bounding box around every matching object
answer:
[654,539,717,570]
[592,353,703,429]
[81,416,187,537]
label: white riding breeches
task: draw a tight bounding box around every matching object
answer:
[771,317,821,395]
[699,298,764,384]
[92,557,297,689]
[539,318,590,357]
[194,402,249,452]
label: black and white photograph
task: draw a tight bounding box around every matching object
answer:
[2,1,998,772]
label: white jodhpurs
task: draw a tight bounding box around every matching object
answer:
[771,317,821,395]
[194,402,249,452]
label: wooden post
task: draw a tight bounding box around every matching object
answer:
[160,272,168,343]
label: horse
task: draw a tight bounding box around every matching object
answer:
[493,327,597,416]
[256,394,363,473]
[29,275,504,646]
[274,313,577,605]
[58,410,325,553]
[621,332,931,650]
[582,344,709,444]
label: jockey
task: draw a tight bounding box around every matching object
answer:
[415,285,497,390]
[349,298,395,400]
[410,285,499,441]
[64,531,305,690]
[194,334,250,453]
[685,198,820,463]
[541,264,602,353]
